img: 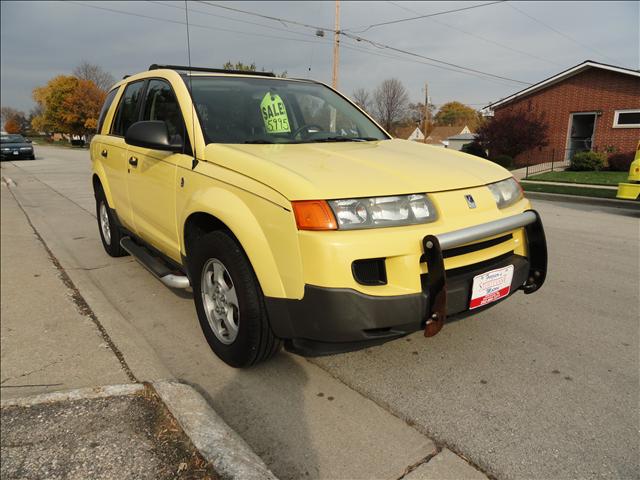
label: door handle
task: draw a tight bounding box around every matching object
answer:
[101,149,108,158]
[128,156,138,167]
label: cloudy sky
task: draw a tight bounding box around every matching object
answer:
[1,1,638,114]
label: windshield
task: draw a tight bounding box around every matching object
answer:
[1,134,26,143]
[188,76,388,144]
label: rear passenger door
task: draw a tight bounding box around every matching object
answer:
[125,78,191,262]
[102,80,145,232]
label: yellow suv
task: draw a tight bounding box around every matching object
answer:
[91,65,547,367]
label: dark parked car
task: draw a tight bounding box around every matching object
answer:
[0,134,35,160]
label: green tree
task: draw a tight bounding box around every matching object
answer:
[222,61,287,78]
[434,101,482,130]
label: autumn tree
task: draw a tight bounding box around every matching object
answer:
[32,75,105,136]
[4,118,21,134]
[434,101,482,130]
[1,107,29,133]
[73,60,115,91]
[475,110,549,159]
[373,78,409,131]
[352,88,371,112]
[62,79,106,134]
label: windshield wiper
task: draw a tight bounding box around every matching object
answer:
[244,139,275,144]
[310,136,379,143]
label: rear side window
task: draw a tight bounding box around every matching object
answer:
[97,88,118,134]
[141,79,186,143]
[111,81,145,136]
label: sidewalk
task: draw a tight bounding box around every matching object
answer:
[520,179,617,190]
[0,183,275,480]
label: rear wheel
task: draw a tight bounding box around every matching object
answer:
[95,186,127,257]
[191,230,281,367]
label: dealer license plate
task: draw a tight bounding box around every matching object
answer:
[469,265,514,309]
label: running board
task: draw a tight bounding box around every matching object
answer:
[120,237,190,289]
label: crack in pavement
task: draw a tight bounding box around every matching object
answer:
[4,184,137,383]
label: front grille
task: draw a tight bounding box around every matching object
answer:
[444,251,515,277]
[442,234,512,259]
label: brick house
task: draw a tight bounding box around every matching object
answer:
[486,61,640,166]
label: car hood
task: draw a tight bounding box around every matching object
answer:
[205,139,511,200]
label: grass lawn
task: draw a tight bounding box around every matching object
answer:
[526,171,627,186]
[523,183,617,199]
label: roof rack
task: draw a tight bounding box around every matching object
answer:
[148,64,276,78]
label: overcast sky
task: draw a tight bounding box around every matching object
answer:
[1,1,638,114]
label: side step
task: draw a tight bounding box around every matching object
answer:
[120,237,190,289]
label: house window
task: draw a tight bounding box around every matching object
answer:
[613,109,640,128]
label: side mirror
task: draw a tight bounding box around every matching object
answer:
[26,138,32,143]
[125,121,183,152]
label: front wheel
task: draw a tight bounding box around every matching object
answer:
[191,231,281,367]
[95,186,127,257]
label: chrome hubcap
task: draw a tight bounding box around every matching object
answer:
[99,202,111,245]
[201,259,239,344]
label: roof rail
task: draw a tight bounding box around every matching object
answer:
[148,64,276,78]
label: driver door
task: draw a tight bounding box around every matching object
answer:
[126,79,191,262]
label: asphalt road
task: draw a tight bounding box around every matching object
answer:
[2,146,638,479]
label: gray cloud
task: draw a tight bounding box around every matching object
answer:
[1,0,638,113]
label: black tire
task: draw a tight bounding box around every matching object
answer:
[95,186,128,257]
[29,155,35,160]
[191,230,281,367]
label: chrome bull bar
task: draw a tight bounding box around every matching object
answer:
[436,210,538,250]
[422,210,547,337]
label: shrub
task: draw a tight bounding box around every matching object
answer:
[491,154,513,169]
[569,151,605,171]
[461,141,487,158]
[607,152,634,172]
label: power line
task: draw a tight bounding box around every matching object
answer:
[339,39,520,88]
[195,0,333,33]
[147,0,317,40]
[64,1,321,44]
[341,32,531,85]
[387,1,564,67]
[507,3,621,64]
[195,1,531,85]
[344,1,506,33]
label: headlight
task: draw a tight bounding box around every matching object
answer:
[487,178,523,209]
[328,194,437,230]
[19,147,32,151]
[1,148,10,152]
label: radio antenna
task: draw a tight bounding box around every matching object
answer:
[184,0,198,169]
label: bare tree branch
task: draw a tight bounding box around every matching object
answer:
[73,60,116,91]
[373,78,409,131]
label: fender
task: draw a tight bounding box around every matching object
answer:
[92,161,115,208]
[179,185,304,299]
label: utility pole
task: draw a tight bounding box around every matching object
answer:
[332,0,340,89]
[423,82,430,143]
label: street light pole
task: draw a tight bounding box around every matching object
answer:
[332,0,340,89]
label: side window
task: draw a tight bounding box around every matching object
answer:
[142,79,186,144]
[111,81,145,136]
[97,88,118,134]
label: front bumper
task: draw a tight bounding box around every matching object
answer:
[266,210,547,356]
[0,150,34,160]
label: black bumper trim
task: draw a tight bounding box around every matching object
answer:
[266,254,531,356]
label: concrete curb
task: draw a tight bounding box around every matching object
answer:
[1,382,277,480]
[0,384,144,407]
[526,191,639,209]
[153,381,277,480]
